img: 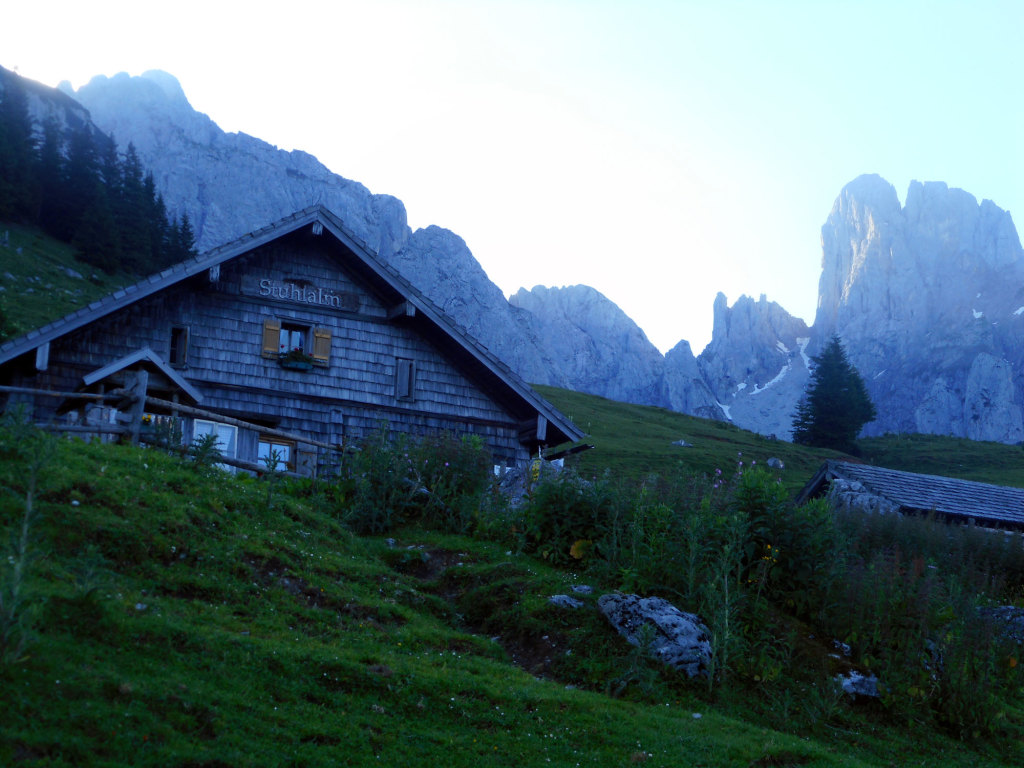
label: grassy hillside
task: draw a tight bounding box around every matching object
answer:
[534,385,846,494]
[536,385,1024,493]
[0,222,132,341]
[859,432,1024,488]
[2,418,1023,766]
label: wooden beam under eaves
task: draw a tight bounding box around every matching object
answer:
[387,301,417,321]
[35,342,50,372]
[518,414,548,445]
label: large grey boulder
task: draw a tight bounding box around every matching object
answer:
[597,593,711,677]
[979,606,1024,647]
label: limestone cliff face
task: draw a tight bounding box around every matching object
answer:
[694,293,810,438]
[57,71,649,402]
[68,71,410,260]
[510,285,669,407]
[389,226,559,387]
[815,174,1024,441]
[663,340,723,421]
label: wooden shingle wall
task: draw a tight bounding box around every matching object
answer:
[6,236,528,465]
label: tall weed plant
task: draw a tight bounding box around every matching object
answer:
[827,508,1024,735]
[0,410,54,664]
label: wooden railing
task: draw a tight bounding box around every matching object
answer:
[0,383,340,479]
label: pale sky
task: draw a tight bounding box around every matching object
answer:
[3,0,1021,353]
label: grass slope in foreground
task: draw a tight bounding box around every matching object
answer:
[1,429,1021,766]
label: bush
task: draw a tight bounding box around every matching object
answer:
[407,433,496,534]
[336,430,499,535]
[520,469,616,565]
[336,430,418,534]
[820,507,1024,735]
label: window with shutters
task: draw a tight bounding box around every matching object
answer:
[395,357,416,401]
[261,318,331,367]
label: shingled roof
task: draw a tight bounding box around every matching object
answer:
[797,460,1024,530]
[0,205,585,448]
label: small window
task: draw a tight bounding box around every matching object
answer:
[395,357,416,401]
[169,326,189,366]
[279,322,308,355]
[258,437,295,472]
[192,419,238,473]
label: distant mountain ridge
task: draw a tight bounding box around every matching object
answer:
[12,68,1023,444]
[61,70,671,405]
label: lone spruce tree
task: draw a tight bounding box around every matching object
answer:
[792,335,875,452]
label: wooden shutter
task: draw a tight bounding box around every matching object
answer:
[396,358,415,400]
[312,328,332,365]
[261,318,281,358]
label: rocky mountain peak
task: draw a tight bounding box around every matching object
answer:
[815,176,1024,441]
[695,293,810,438]
[51,69,673,408]
[510,285,669,407]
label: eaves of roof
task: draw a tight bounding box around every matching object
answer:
[0,206,584,446]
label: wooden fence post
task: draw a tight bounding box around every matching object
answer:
[127,370,149,445]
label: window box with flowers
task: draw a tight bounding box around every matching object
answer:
[278,347,315,371]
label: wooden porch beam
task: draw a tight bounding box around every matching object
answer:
[387,301,417,321]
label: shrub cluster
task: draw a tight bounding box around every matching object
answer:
[334,429,497,535]
[5,412,1022,742]
[515,457,1024,735]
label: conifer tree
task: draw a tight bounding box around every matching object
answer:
[177,211,197,257]
[0,72,38,220]
[0,76,198,277]
[116,143,151,270]
[73,185,120,271]
[61,122,101,242]
[36,119,65,234]
[792,334,876,452]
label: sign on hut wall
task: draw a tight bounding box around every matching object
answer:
[242,275,361,312]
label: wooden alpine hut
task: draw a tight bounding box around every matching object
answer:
[0,206,584,475]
